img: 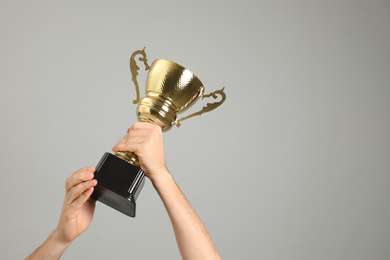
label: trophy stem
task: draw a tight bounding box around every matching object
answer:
[137,92,178,131]
[114,151,140,168]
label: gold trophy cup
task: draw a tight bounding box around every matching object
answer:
[91,48,226,217]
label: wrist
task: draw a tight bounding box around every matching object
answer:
[50,229,72,249]
[25,229,71,259]
[148,169,173,188]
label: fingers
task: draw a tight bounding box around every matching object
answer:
[112,122,161,153]
[64,167,97,210]
[65,179,97,206]
[130,122,157,130]
[111,122,167,176]
[65,167,95,193]
[68,185,97,213]
[126,122,155,134]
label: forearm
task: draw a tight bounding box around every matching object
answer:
[25,229,70,260]
[151,171,221,260]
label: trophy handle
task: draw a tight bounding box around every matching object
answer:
[175,87,226,127]
[130,47,150,105]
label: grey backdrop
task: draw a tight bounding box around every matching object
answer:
[1,1,389,259]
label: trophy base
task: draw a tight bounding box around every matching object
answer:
[91,152,145,217]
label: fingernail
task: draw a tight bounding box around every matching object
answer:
[90,179,97,185]
[88,166,95,171]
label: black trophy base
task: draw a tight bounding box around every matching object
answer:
[91,152,145,217]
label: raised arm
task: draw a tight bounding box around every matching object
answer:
[26,167,97,260]
[112,122,221,260]
[151,171,221,260]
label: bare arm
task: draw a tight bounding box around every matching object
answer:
[25,230,69,260]
[151,171,221,260]
[113,122,221,260]
[26,167,97,260]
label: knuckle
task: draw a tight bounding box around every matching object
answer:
[77,170,84,179]
[151,124,161,132]
[132,122,142,129]
[118,143,125,150]
[150,128,161,139]
[82,181,90,190]
[65,177,71,188]
[153,123,161,130]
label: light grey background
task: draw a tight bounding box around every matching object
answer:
[1,1,389,259]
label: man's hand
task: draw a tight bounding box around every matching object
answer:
[55,166,97,244]
[112,122,221,260]
[112,122,168,181]
[26,167,97,260]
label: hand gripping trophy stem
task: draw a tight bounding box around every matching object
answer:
[91,47,226,217]
[115,47,226,168]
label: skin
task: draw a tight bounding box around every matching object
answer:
[25,167,97,260]
[26,122,220,260]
